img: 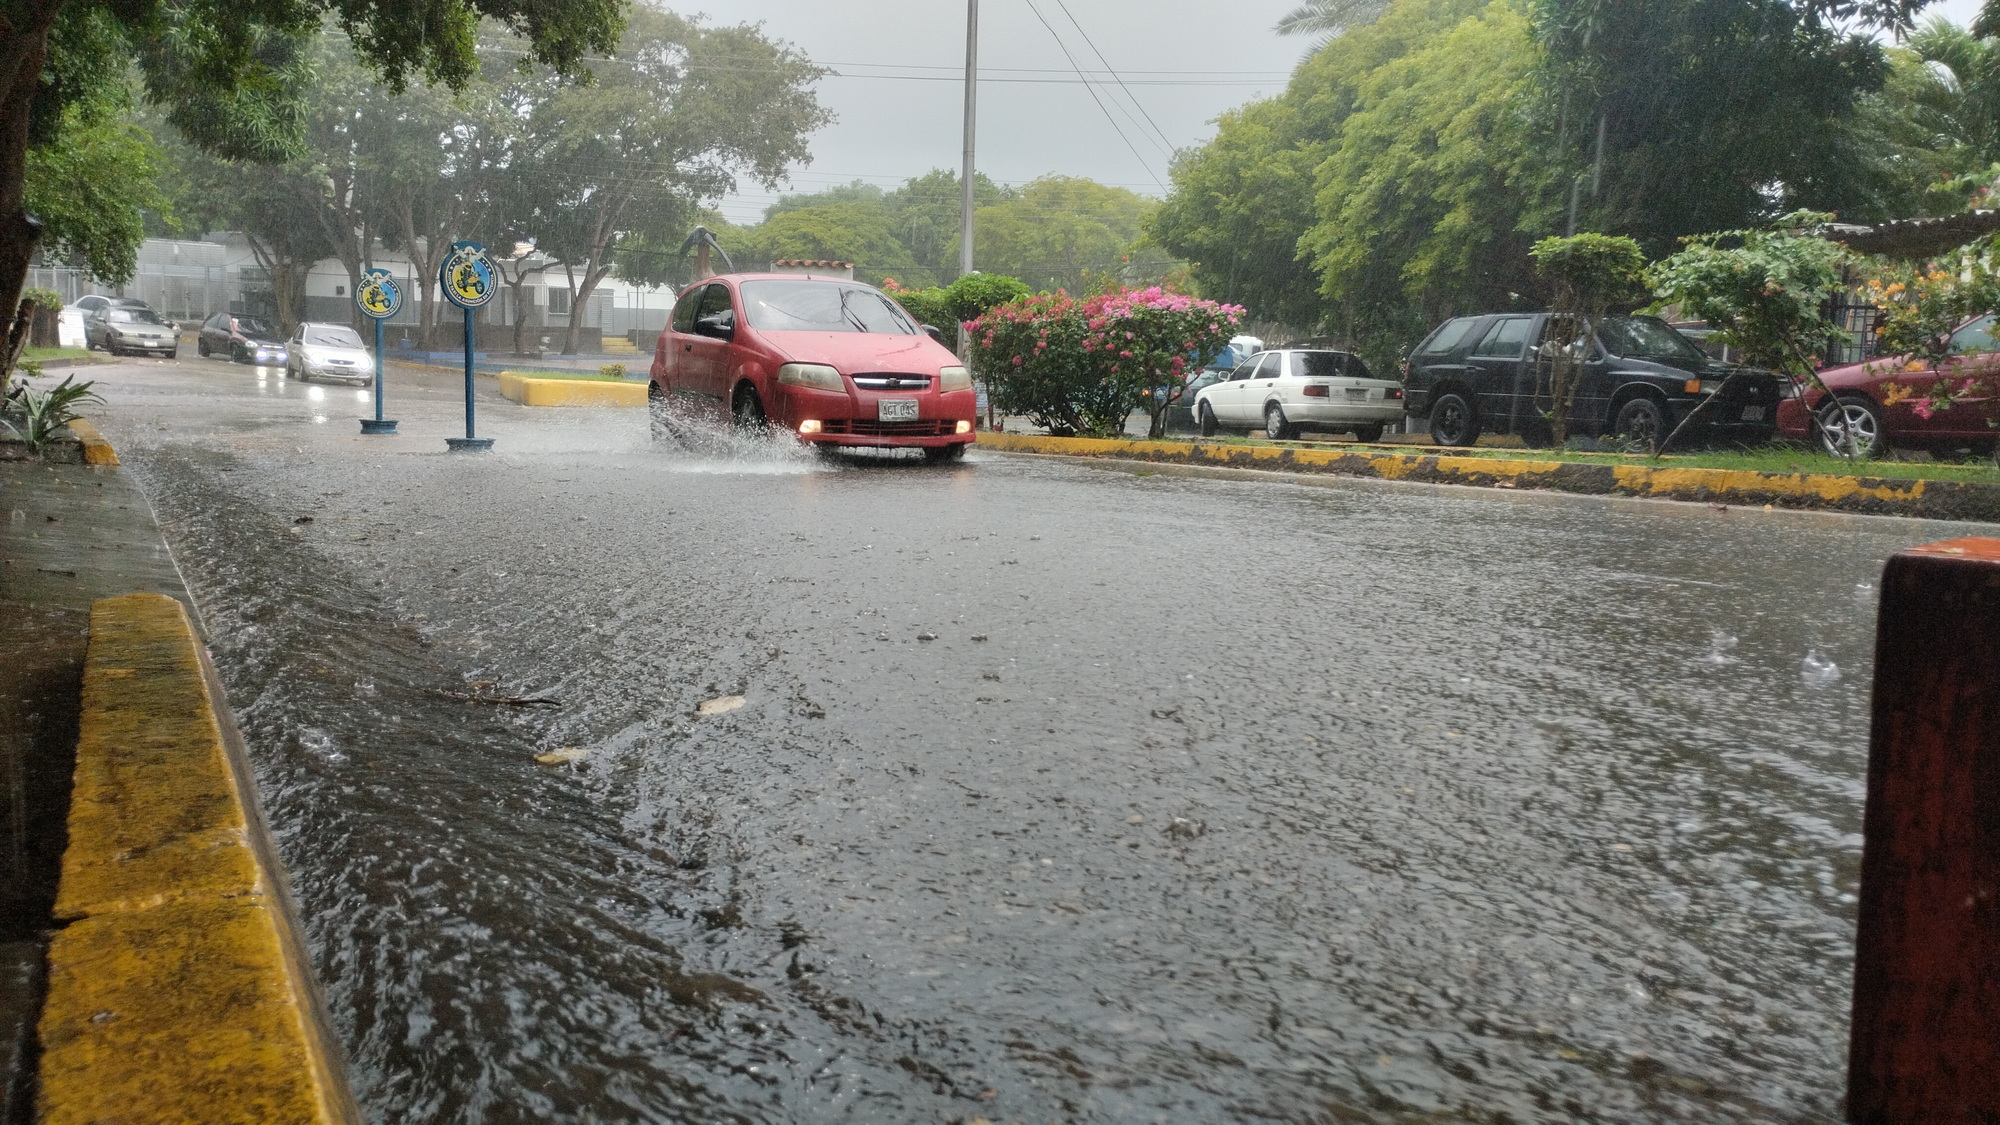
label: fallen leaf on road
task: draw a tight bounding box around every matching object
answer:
[535,747,591,765]
[698,695,745,716]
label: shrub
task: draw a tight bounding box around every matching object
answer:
[1530,234,1647,444]
[965,286,1243,437]
[599,362,627,380]
[19,286,62,314]
[2,375,102,454]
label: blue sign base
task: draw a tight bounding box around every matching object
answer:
[445,437,495,452]
[359,418,399,435]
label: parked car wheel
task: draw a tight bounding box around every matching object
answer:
[1198,402,1218,438]
[1353,423,1385,443]
[923,444,967,464]
[1817,395,1885,459]
[1264,403,1295,441]
[1614,396,1668,452]
[197,339,210,357]
[1429,392,1480,446]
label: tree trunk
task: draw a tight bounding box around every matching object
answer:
[564,259,613,356]
[0,9,63,382]
[557,262,579,354]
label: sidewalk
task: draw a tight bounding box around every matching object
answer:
[0,454,192,1121]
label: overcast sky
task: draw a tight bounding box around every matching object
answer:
[689,0,1989,225]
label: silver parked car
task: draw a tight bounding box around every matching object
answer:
[86,305,179,357]
[286,323,372,384]
[1192,348,1405,441]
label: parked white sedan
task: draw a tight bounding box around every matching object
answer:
[1193,348,1406,441]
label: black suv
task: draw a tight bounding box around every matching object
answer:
[1402,312,1783,448]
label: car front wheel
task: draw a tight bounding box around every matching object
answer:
[1197,402,1218,438]
[1265,403,1295,441]
[733,388,767,433]
[923,444,967,464]
[1429,392,1480,446]
[1818,395,1885,459]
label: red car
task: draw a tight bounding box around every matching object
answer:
[1778,314,2000,458]
[651,273,977,462]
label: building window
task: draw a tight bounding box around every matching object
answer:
[548,287,572,316]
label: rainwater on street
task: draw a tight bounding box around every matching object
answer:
[73,356,1968,1122]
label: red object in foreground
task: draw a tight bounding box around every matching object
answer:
[1848,536,2000,1122]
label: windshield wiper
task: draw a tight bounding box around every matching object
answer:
[836,288,869,333]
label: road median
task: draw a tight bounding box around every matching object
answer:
[977,431,2000,521]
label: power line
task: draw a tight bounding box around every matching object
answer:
[1019,0,1166,189]
[1050,0,1180,158]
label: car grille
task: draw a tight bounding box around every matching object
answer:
[852,374,932,390]
[819,419,956,436]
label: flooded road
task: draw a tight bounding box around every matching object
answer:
[80,356,1966,1122]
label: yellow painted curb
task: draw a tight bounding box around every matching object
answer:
[38,593,360,1125]
[497,371,648,407]
[975,431,1994,520]
[65,418,118,465]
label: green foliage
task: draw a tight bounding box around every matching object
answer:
[943,273,1030,323]
[599,363,626,380]
[1529,235,1647,311]
[967,176,1157,295]
[19,287,63,313]
[25,113,168,284]
[741,202,925,287]
[1647,212,1851,375]
[884,284,953,330]
[1531,233,1647,443]
[886,273,1031,333]
[1,376,103,454]
[965,287,1243,438]
[1530,0,1897,244]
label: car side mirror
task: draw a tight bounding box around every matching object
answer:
[695,311,734,340]
[921,324,944,343]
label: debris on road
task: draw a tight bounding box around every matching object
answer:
[697,695,746,716]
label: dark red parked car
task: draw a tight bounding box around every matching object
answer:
[651,273,977,462]
[1778,314,2000,458]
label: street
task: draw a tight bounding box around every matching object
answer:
[74,353,1954,1122]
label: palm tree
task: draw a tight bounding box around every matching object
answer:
[1273,0,1391,54]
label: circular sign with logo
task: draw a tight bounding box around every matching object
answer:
[355,268,403,320]
[440,241,496,309]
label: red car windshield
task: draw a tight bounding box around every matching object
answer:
[740,281,919,335]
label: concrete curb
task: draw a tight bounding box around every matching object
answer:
[36,594,360,1125]
[976,432,2000,521]
[64,419,117,466]
[497,371,647,408]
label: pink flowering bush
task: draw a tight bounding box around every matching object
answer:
[965,286,1243,437]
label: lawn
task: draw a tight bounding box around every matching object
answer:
[1192,434,2000,483]
[21,346,94,363]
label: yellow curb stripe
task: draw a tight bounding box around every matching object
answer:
[977,431,1973,517]
[497,371,648,407]
[38,594,359,1125]
[65,418,118,465]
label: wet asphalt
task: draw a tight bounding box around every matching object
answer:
[62,352,1987,1123]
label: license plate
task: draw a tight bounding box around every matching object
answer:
[879,399,919,421]
[1741,406,1765,422]
[1344,387,1368,399]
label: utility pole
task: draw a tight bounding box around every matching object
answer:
[959,0,979,281]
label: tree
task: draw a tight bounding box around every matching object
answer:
[966,175,1155,294]
[1274,0,1393,53]
[1527,233,1645,445]
[739,202,923,286]
[1648,212,1857,452]
[1530,0,1907,250]
[522,6,827,353]
[1148,98,1327,329]
[1300,0,1564,369]
[24,113,166,285]
[0,0,624,377]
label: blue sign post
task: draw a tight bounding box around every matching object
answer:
[355,268,403,435]
[440,241,497,451]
